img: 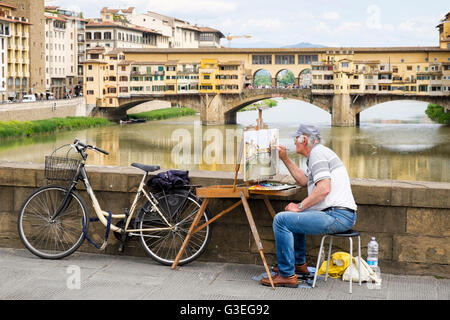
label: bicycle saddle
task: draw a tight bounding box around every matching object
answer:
[131,163,161,173]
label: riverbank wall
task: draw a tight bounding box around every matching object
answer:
[0,98,87,122]
[0,162,448,278]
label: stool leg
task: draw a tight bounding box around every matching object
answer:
[325,237,333,282]
[349,237,353,294]
[313,235,327,288]
[358,236,362,287]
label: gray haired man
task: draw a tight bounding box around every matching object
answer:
[261,124,357,288]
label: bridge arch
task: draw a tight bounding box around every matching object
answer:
[253,69,273,88]
[223,90,332,123]
[275,69,295,88]
[298,68,312,89]
[351,95,450,126]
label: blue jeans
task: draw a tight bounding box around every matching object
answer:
[273,208,357,277]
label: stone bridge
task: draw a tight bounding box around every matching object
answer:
[99,89,450,126]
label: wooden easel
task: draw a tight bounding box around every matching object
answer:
[171,108,297,290]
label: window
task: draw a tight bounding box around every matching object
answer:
[252,55,272,65]
[275,55,295,65]
[342,62,349,68]
[200,33,214,41]
[298,55,318,64]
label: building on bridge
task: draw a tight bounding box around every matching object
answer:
[83,12,450,124]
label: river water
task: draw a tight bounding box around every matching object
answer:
[0,99,449,182]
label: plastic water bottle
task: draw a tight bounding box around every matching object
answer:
[367,237,382,289]
[367,237,379,269]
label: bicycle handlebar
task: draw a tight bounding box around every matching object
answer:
[73,139,109,155]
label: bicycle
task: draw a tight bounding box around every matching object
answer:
[17,139,211,266]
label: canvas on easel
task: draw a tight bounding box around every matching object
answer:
[243,128,279,182]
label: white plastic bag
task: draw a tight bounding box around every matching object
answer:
[342,257,381,283]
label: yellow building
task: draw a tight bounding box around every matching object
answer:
[84,46,108,106]
[0,2,30,101]
[199,59,218,94]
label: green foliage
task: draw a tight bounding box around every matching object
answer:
[277,71,295,86]
[0,117,113,139]
[425,104,450,125]
[254,74,272,87]
[239,99,278,112]
[129,107,196,121]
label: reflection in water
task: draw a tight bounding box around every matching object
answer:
[0,100,449,182]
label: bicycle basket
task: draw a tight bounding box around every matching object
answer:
[45,156,81,181]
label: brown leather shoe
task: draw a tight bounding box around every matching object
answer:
[272,263,309,275]
[260,273,298,288]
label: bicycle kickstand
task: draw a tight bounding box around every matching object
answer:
[118,208,130,253]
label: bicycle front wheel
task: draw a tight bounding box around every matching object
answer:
[137,190,211,266]
[18,185,88,259]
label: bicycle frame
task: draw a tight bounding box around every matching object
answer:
[51,149,174,236]
[80,165,174,235]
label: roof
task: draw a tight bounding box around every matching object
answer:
[84,60,108,64]
[0,16,31,25]
[121,7,135,14]
[197,27,225,38]
[0,2,17,10]
[105,48,125,55]
[45,14,67,22]
[101,7,120,14]
[44,6,59,11]
[86,20,162,35]
[118,60,134,66]
[87,46,106,53]
[60,14,89,23]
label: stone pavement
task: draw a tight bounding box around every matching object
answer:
[0,248,448,301]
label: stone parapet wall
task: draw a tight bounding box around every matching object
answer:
[0,98,86,121]
[0,162,448,277]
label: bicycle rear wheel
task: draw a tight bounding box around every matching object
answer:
[136,190,211,266]
[18,185,88,259]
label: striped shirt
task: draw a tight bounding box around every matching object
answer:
[305,144,357,211]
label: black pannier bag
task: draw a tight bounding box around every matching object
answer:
[147,170,190,191]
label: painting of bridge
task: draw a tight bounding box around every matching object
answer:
[244,128,279,181]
